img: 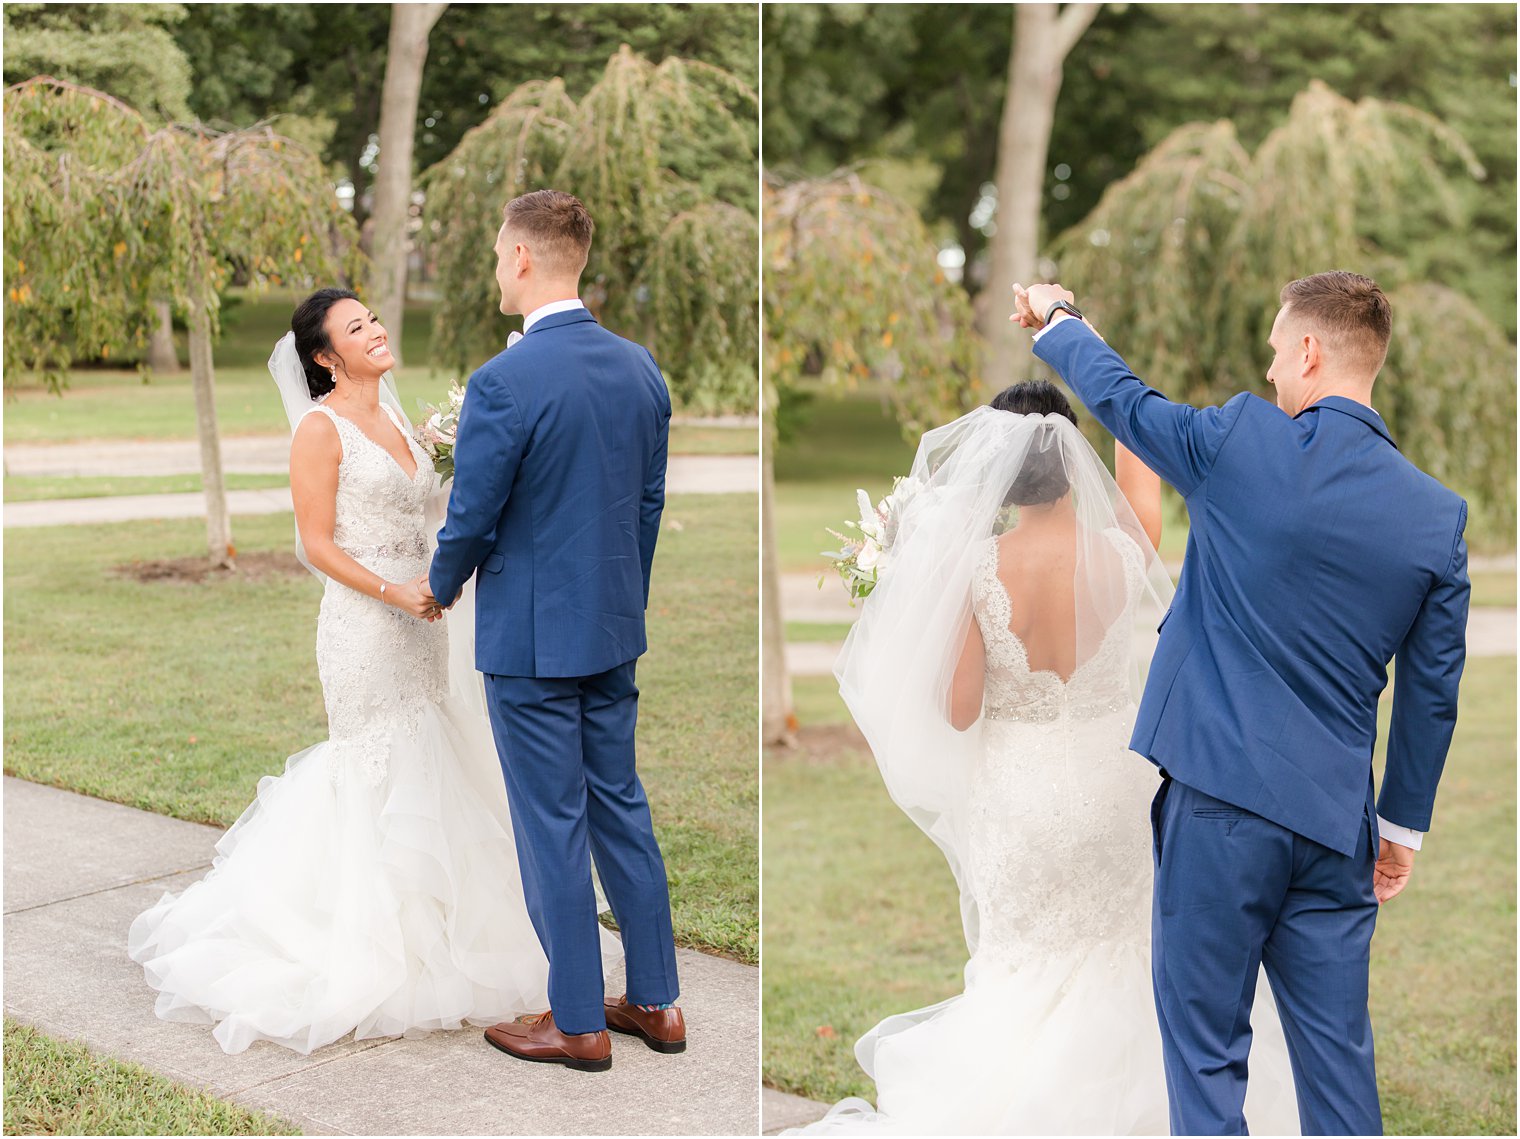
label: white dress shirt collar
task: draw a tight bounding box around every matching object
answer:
[522,298,587,334]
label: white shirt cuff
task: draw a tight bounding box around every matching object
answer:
[1031,311,1080,344]
[1377,815,1424,851]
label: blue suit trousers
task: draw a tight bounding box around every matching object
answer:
[484,662,680,1034]
[1151,777,1381,1136]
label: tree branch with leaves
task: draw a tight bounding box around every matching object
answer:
[4,76,362,564]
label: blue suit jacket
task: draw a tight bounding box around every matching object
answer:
[429,308,671,678]
[1035,319,1469,856]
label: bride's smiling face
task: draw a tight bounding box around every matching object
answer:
[317,299,394,381]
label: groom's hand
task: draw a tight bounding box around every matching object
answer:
[1373,838,1416,904]
[414,576,444,621]
[415,574,461,612]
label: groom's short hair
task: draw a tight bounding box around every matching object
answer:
[503,190,594,277]
[1279,271,1392,377]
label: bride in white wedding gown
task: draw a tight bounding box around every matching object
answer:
[128,289,616,1055]
[795,385,1300,1135]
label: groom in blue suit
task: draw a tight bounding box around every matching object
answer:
[425,190,680,1071]
[1018,273,1468,1134]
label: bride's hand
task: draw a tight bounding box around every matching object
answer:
[1010,283,1041,329]
[384,579,443,621]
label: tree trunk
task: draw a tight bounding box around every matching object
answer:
[147,298,179,373]
[978,3,1100,392]
[186,281,233,568]
[370,2,447,367]
[761,451,796,747]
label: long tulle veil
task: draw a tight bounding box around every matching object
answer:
[833,405,1176,961]
[807,408,1309,1136]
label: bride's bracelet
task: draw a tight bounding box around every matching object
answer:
[378,581,391,605]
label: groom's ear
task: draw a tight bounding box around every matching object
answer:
[1300,332,1321,376]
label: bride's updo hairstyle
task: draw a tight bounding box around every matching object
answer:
[291,287,361,399]
[989,380,1079,506]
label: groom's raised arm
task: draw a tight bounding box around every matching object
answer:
[430,362,525,606]
[1032,317,1247,498]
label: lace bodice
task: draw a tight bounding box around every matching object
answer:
[971,527,1144,725]
[307,403,440,573]
[305,403,448,785]
[964,526,1157,975]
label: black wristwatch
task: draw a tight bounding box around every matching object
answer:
[1043,299,1084,327]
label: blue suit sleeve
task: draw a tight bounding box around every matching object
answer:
[1033,319,1247,497]
[429,364,525,607]
[1377,504,1469,832]
[639,361,671,608]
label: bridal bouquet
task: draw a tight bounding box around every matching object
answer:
[823,476,920,603]
[415,380,466,480]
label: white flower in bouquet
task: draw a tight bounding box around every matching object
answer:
[415,380,466,479]
[823,475,922,603]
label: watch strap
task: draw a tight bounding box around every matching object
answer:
[1043,298,1084,327]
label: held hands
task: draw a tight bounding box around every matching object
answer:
[1010,283,1074,330]
[1372,838,1416,904]
[382,578,444,621]
[413,575,463,617]
[1010,282,1105,342]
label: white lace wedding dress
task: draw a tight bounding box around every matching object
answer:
[800,528,1301,1135]
[128,402,616,1055]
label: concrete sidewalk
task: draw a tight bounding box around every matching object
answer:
[761,1088,830,1134]
[4,424,758,480]
[2,454,757,529]
[3,777,759,1136]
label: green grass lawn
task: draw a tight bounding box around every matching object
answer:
[5,290,757,448]
[785,621,856,644]
[3,498,757,964]
[1470,570,1516,609]
[3,1017,298,1136]
[2,473,292,503]
[763,658,1516,1134]
[775,387,1513,576]
[668,424,759,455]
[1,422,751,505]
[776,388,1191,574]
[4,293,444,444]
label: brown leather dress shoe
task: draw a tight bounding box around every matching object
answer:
[483,1011,612,1072]
[604,995,687,1054]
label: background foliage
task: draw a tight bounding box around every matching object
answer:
[422,47,758,411]
[3,77,358,389]
[763,2,1516,545]
[763,3,1515,336]
[764,173,979,441]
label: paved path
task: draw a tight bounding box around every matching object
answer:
[762,1088,830,1134]
[2,454,757,529]
[4,424,758,479]
[3,777,759,1136]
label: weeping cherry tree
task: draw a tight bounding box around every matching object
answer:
[762,170,981,743]
[1048,81,1513,542]
[4,77,361,565]
[421,45,758,413]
